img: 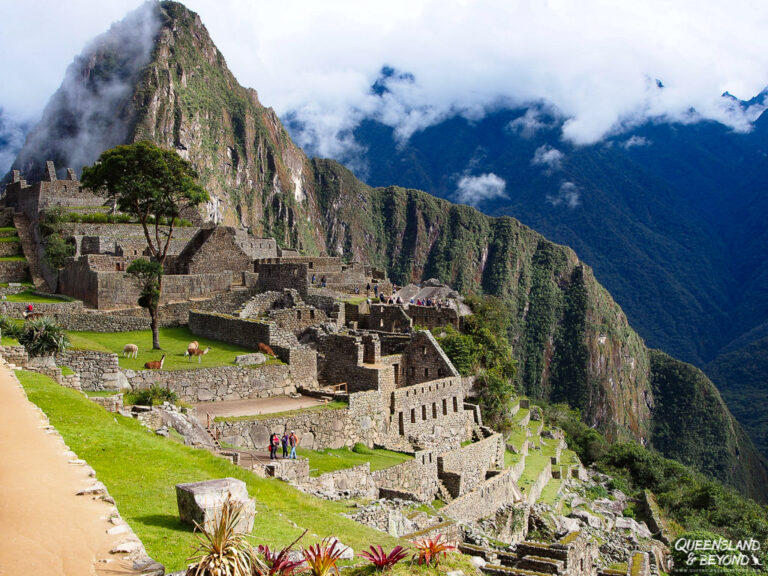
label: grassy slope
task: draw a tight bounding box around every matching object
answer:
[3,289,73,303]
[297,446,413,477]
[66,326,265,371]
[17,370,401,572]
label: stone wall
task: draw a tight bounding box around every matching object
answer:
[301,463,378,499]
[189,310,298,351]
[0,344,28,367]
[0,240,22,258]
[524,461,553,505]
[254,262,309,296]
[57,350,122,391]
[0,299,83,318]
[0,260,29,283]
[437,433,505,498]
[388,377,467,452]
[318,333,390,392]
[404,331,459,386]
[371,450,440,502]
[440,468,522,523]
[59,255,233,309]
[216,390,386,451]
[406,305,462,330]
[369,304,413,333]
[4,168,105,221]
[126,363,296,402]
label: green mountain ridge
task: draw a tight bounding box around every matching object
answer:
[8,0,768,503]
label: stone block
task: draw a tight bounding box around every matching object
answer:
[175,478,255,533]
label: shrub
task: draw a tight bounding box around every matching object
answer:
[128,384,178,407]
[18,317,69,357]
[254,544,306,576]
[412,535,455,567]
[359,545,408,571]
[186,496,253,576]
[0,316,23,340]
[44,235,75,268]
[303,538,344,576]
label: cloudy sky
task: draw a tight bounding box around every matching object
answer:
[3,0,768,165]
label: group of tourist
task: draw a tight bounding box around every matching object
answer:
[269,431,298,459]
[310,274,327,288]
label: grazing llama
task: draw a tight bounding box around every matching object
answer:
[123,344,138,359]
[258,342,275,356]
[144,355,165,370]
[186,346,211,363]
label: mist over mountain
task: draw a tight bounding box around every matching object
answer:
[5,0,768,501]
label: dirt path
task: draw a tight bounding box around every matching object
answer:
[0,361,140,575]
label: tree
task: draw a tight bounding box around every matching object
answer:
[81,141,209,349]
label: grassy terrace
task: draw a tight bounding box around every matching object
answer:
[67,327,270,371]
[297,444,413,477]
[17,370,404,572]
[0,255,25,261]
[3,289,75,303]
[215,401,349,422]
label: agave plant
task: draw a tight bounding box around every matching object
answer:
[302,538,344,576]
[359,545,409,571]
[412,535,455,567]
[18,317,69,357]
[186,497,253,576]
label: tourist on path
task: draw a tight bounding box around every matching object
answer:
[289,430,298,459]
[281,432,289,458]
[269,433,279,460]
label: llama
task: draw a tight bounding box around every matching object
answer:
[144,355,165,370]
[123,344,138,359]
[258,342,275,356]
[187,346,211,363]
[188,341,199,352]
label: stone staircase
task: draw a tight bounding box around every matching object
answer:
[12,212,47,291]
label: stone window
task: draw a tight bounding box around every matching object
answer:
[438,368,444,377]
[411,408,416,423]
[398,412,404,435]
[442,398,447,415]
[297,310,302,320]
[424,367,429,378]
[432,403,437,419]
[453,397,458,412]
[423,346,427,355]
[410,367,415,378]
[422,405,427,420]
[310,309,315,320]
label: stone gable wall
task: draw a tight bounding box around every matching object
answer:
[57,350,122,391]
[404,331,459,386]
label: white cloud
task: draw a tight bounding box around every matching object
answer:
[508,107,560,138]
[454,173,507,207]
[3,0,768,167]
[620,135,651,149]
[547,181,581,209]
[531,145,564,174]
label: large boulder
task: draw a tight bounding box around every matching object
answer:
[175,478,255,533]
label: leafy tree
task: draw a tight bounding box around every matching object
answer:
[44,235,75,269]
[126,259,163,348]
[81,141,209,349]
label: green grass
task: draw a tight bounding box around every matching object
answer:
[66,327,259,371]
[60,366,74,376]
[507,426,528,452]
[297,444,413,477]
[517,452,551,490]
[504,450,521,468]
[3,289,75,303]
[512,407,530,423]
[216,401,348,422]
[0,236,19,242]
[84,390,121,397]
[17,370,403,572]
[538,478,563,505]
[0,255,25,261]
[0,227,17,236]
[341,296,367,305]
[0,337,19,346]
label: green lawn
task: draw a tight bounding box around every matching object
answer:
[67,327,263,371]
[3,289,75,303]
[0,255,25,261]
[17,370,403,572]
[0,337,19,347]
[517,451,551,491]
[504,449,521,468]
[0,236,19,242]
[507,425,528,452]
[297,445,413,477]
[0,227,17,236]
[216,401,348,422]
[538,478,564,506]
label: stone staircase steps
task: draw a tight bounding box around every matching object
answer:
[12,212,47,291]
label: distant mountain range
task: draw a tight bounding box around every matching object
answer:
[322,90,768,460]
[4,1,767,500]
